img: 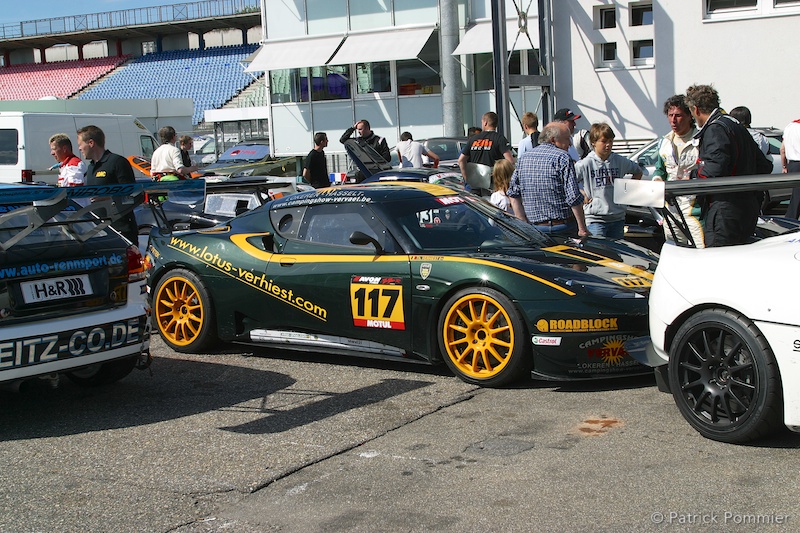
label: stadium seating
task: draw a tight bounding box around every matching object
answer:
[0,56,129,100]
[76,44,259,124]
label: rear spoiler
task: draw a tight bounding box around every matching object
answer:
[0,181,205,251]
[614,172,800,247]
[615,173,800,206]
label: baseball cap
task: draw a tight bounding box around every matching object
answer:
[554,108,581,121]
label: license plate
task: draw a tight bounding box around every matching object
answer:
[20,274,94,304]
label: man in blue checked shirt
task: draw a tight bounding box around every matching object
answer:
[508,122,590,238]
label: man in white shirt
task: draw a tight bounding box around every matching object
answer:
[150,126,197,180]
[396,132,440,168]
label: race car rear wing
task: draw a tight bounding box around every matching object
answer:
[614,172,800,247]
[0,180,204,251]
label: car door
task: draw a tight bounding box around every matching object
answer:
[263,202,414,353]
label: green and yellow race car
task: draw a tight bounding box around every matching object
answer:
[144,182,657,386]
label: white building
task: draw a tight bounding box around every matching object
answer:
[239,0,800,157]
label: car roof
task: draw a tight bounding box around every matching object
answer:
[751,127,782,137]
[270,181,460,208]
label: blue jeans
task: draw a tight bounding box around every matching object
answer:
[534,218,578,238]
[588,220,625,240]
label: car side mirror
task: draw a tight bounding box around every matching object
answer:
[350,231,383,254]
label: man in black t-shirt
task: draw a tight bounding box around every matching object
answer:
[77,124,138,243]
[303,132,330,189]
[458,111,514,182]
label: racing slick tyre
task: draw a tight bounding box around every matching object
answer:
[66,356,138,387]
[153,269,217,352]
[668,308,783,443]
[437,287,530,387]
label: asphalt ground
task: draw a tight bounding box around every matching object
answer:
[2,336,799,532]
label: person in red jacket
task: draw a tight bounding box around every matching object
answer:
[49,133,87,187]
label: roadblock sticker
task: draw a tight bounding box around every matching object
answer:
[536,318,619,333]
[350,275,405,330]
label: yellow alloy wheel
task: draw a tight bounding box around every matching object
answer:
[155,272,206,348]
[441,291,517,382]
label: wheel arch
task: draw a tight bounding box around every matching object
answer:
[664,302,762,357]
[148,261,207,300]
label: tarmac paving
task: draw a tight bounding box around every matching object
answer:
[2,336,799,532]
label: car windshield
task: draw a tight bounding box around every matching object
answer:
[382,195,550,251]
[425,139,463,161]
[217,143,270,163]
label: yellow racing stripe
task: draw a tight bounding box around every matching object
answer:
[542,245,654,281]
[227,233,574,295]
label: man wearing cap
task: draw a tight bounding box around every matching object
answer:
[458,111,514,182]
[554,107,590,161]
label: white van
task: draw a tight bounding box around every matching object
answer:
[0,112,158,184]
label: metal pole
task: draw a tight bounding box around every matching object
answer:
[440,0,463,137]
[491,0,510,140]
[538,0,553,122]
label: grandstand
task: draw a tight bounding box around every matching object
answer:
[0,56,129,100]
[0,0,262,127]
[77,45,259,124]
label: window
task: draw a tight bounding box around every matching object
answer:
[601,43,617,62]
[635,140,660,168]
[297,203,392,251]
[271,206,307,239]
[707,0,757,9]
[632,40,654,65]
[142,41,156,55]
[309,65,351,101]
[397,37,441,95]
[0,129,19,165]
[705,0,800,18]
[270,68,309,104]
[631,4,653,25]
[473,50,537,91]
[140,135,156,159]
[600,7,617,28]
[204,193,260,218]
[356,62,391,94]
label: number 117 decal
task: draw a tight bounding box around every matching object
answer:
[350,275,406,330]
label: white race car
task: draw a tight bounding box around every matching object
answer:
[619,174,800,443]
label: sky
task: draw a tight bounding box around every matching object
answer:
[0,1,171,26]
